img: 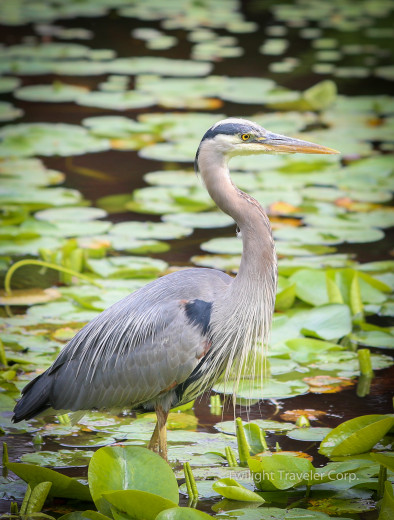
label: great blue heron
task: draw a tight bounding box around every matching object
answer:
[13,118,338,459]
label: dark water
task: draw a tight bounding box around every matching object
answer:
[1,2,393,516]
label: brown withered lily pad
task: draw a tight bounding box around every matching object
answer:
[304,375,356,393]
[280,409,327,422]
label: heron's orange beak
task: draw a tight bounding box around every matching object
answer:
[257,132,339,154]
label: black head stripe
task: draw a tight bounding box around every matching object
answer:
[201,121,259,141]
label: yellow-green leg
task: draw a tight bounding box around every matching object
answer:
[156,405,169,461]
[148,421,159,452]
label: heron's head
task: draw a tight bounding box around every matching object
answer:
[195,117,339,172]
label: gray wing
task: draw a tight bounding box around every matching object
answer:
[13,268,231,420]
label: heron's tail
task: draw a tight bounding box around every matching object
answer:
[12,372,51,422]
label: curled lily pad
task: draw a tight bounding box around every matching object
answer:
[212,478,264,502]
[248,454,314,491]
[319,414,394,457]
[6,462,91,501]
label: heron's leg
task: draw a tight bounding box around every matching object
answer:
[156,405,169,461]
[148,421,159,451]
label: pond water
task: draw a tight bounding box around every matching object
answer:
[0,0,393,518]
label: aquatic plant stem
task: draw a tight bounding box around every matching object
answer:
[4,259,102,294]
[236,417,250,466]
[358,348,374,377]
[184,462,198,503]
[377,464,387,500]
[2,442,9,478]
[0,339,7,366]
[225,446,238,466]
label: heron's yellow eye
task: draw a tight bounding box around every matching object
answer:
[241,134,251,141]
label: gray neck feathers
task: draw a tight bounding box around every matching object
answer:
[195,139,278,398]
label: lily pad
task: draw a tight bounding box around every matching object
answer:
[163,211,234,229]
[287,428,333,442]
[0,101,24,122]
[156,507,213,519]
[35,207,107,222]
[6,462,91,501]
[319,414,394,457]
[110,221,192,240]
[212,478,264,502]
[0,123,110,158]
[85,256,167,278]
[77,91,156,111]
[15,83,89,102]
[88,446,179,516]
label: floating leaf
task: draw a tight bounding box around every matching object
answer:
[0,123,110,158]
[248,454,314,491]
[287,428,333,442]
[103,490,178,520]
[212,478,264,502]
[7,462,91,501]
[15,83,89,102]
[88,446,179,516]
[77,91,155,111]
[35,207,107,222]
[319,415,394,457]
[156,507,213,519]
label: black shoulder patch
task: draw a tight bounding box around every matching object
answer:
[184,299,212,336]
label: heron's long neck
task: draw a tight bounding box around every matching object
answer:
[199,147,277,287]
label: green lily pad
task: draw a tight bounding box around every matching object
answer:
[0,76,21,93]
[21,449,94,468]
[319,414,394,457]
[287,428,333,442]
[249,454,314,491]
[6,462,91,501]
[35,207,107,222]
[212,478,264,502]
[15,83,89,102]
[0,123,110,158]
[110,221,192,240]
[88,446,179,516]
[213,378,310,399]
[163,211,233,229]
[85,256,167,278]
[125,186,214,214]
[156,507,213,519]
[58,511,111,520]
[103,489,178,520]
[297,304,352,340]
[215,420,296,435]
[0,101,24,122]
[77,91,156,111]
